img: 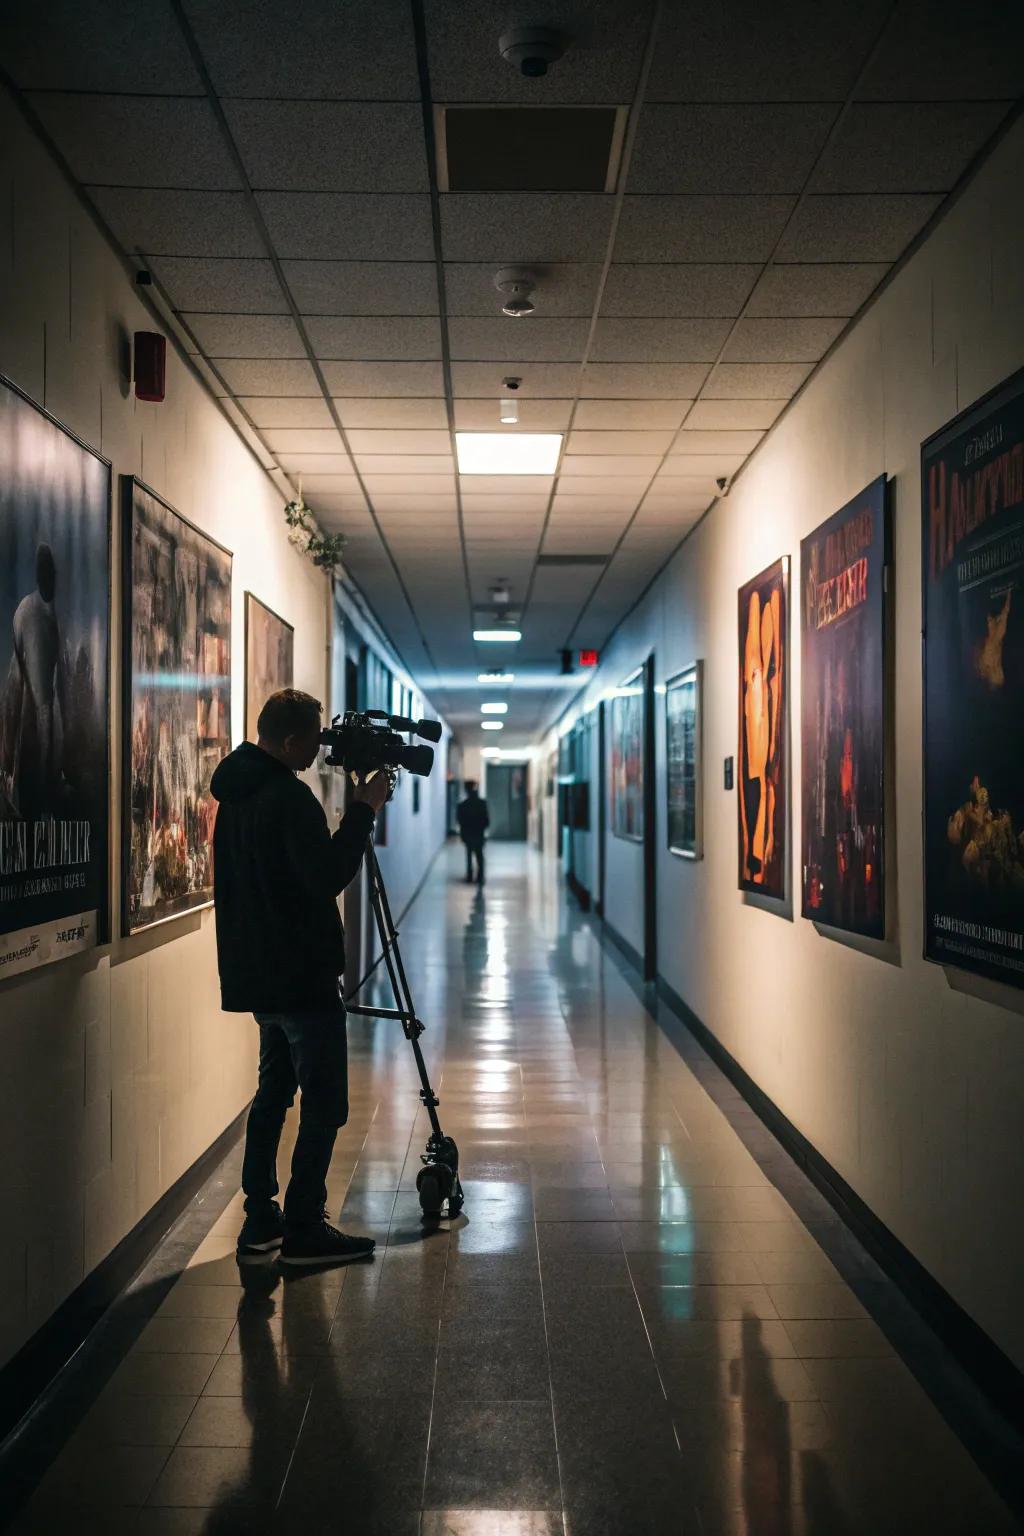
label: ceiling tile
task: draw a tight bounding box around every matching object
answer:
[641,492,709,515]
[809,102,1009,193]
[307,491,369,514]
[775,195,942,262]
[601,263,759,318]
[590,318,730,363]
[451,363,580,398]
[296,472,361,492]
[29,94,239,189]
[372,493,458,513]
[356,455,454,475]
[182,0,421,98]
[856,1,1024,101]
[460,475,554,496]
[281,261,438,316]
[673,429,764,454]
[257,193,434,260]
[214,358,320,395]
[184,313,305,358]
[447,318,589,363]
[461,494,550,513]
[723,317,846,363]
[647,1,892,102]
[334,398,449,427]
[89,188,263,257]
[561,456,660,479]
[362,474,455,495]
[685,399,787,430]
[305,316,443,361]
[566,430,675,455]
[439,194,614,263]
[454,399,573,430]
[260,428,344,454]
[320,361,444,395]
[616,196,795,262]
[553,485,648,510]
[345,430,452,455]
[630,104,836,193]
[745,263,889,317]
[149,257,285,313]
[573,399,687,430]
[239,396,335,428]
[223,101,428,192]
[657,452,745,477]
[580,363,707,398]
[0,1,202,90]
[703,362,812,399]
[276,452,354,474]
[445,263,601,317]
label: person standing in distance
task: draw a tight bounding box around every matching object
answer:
[457,778,489,886]
[211,688,388,1265]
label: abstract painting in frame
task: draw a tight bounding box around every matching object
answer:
[922,367,1024,988]
[611,668,644,841]
[0,373,111,977]
[801,476,888,937]
[122,478,231,935]
[666,662,702,859]
[738,557,788,896]
[244,592,293,744]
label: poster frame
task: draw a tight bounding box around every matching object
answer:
[243,590,294,743]
[665,660,703,860]
[737,555,789,897]
[610,663,645,843]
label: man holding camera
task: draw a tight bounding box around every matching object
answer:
[211,688,388,1265]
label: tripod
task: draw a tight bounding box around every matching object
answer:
[345,835,463,1219]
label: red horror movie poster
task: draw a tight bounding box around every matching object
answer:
[801,476,888,937]
[738,558,788,896]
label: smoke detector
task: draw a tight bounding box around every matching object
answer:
[495,268,536,318]
[499,26,565,77]
[490,580,512,607]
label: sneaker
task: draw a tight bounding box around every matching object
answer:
[236,1201,285,1261]
[280,1220,376,1266]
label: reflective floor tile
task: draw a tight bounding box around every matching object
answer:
[424,1400,561,1509]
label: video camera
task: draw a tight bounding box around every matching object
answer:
[320,708,441,780]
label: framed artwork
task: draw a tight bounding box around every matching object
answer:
[611,668,644,841]
[244,592,293,743]
[922,366,1024,988]
[738,557,788,896]
[122,478,231,935]
[666,662,702,859]
[801,476,888,937]
[0,373,111,977]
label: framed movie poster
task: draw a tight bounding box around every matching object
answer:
[801,476,888,936]
[0,374,111,977]
[122,478,231,935]
[244,593,293,743]
[611,668,644,841]
[922,367,1024,988]
[666,662,702,858]
[738,557,788,896]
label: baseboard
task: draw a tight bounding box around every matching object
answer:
[601,917,644,978]
[0,1103,249,1447]
[566,871,591,911]
[649,971,1024,1440]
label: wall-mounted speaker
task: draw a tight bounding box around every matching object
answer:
[134,332,166,403]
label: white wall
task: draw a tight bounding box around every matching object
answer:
[0,89,332,1369]
[549,119,1024,1371]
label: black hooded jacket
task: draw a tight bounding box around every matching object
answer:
[210,742,375,1013]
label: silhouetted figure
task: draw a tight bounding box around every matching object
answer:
[457,779,489,885]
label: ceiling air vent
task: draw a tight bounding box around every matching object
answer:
[438,107,625,193]
[535,554,608,567]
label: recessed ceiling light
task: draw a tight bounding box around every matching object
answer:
[473,629,522,642]
[478,671,514,683]
[456,432,561,475]
[481,720,504,731]
[482,746,502,758]
[481,702,509,714]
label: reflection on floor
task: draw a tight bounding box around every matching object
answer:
[5,843,1022,1534]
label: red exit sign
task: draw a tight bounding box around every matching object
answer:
[579,649,599,668]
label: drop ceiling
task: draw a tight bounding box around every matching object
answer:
[1,0,1021,749]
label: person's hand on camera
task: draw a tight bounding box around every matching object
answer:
[352,771,389,815]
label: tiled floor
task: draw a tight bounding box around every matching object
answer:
[5,843,1022,1534]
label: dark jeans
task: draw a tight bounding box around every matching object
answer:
[463,837,485,883]
[242,999,349,1227]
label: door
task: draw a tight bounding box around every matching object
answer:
[486,763,528,839]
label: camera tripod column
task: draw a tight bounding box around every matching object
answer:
[345,835,463,1220]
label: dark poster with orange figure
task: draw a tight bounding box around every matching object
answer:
[801,477,887,937]
[923,368,1024,988]
[738,558,788,896]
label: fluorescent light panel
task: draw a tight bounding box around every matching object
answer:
[478,671,514,683]
[473,629,522,642]
[481,720,504,731]
[481,702,508,714]
[456,432,561,475]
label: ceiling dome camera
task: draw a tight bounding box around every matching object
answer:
[499,26,565,78]
[494,268,537,318]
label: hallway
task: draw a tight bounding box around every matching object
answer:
[6,843,1020,1535]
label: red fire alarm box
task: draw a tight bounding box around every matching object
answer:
[579,649,599,667]
[134,332,166,402]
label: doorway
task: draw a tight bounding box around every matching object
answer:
[485,762,528,840]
